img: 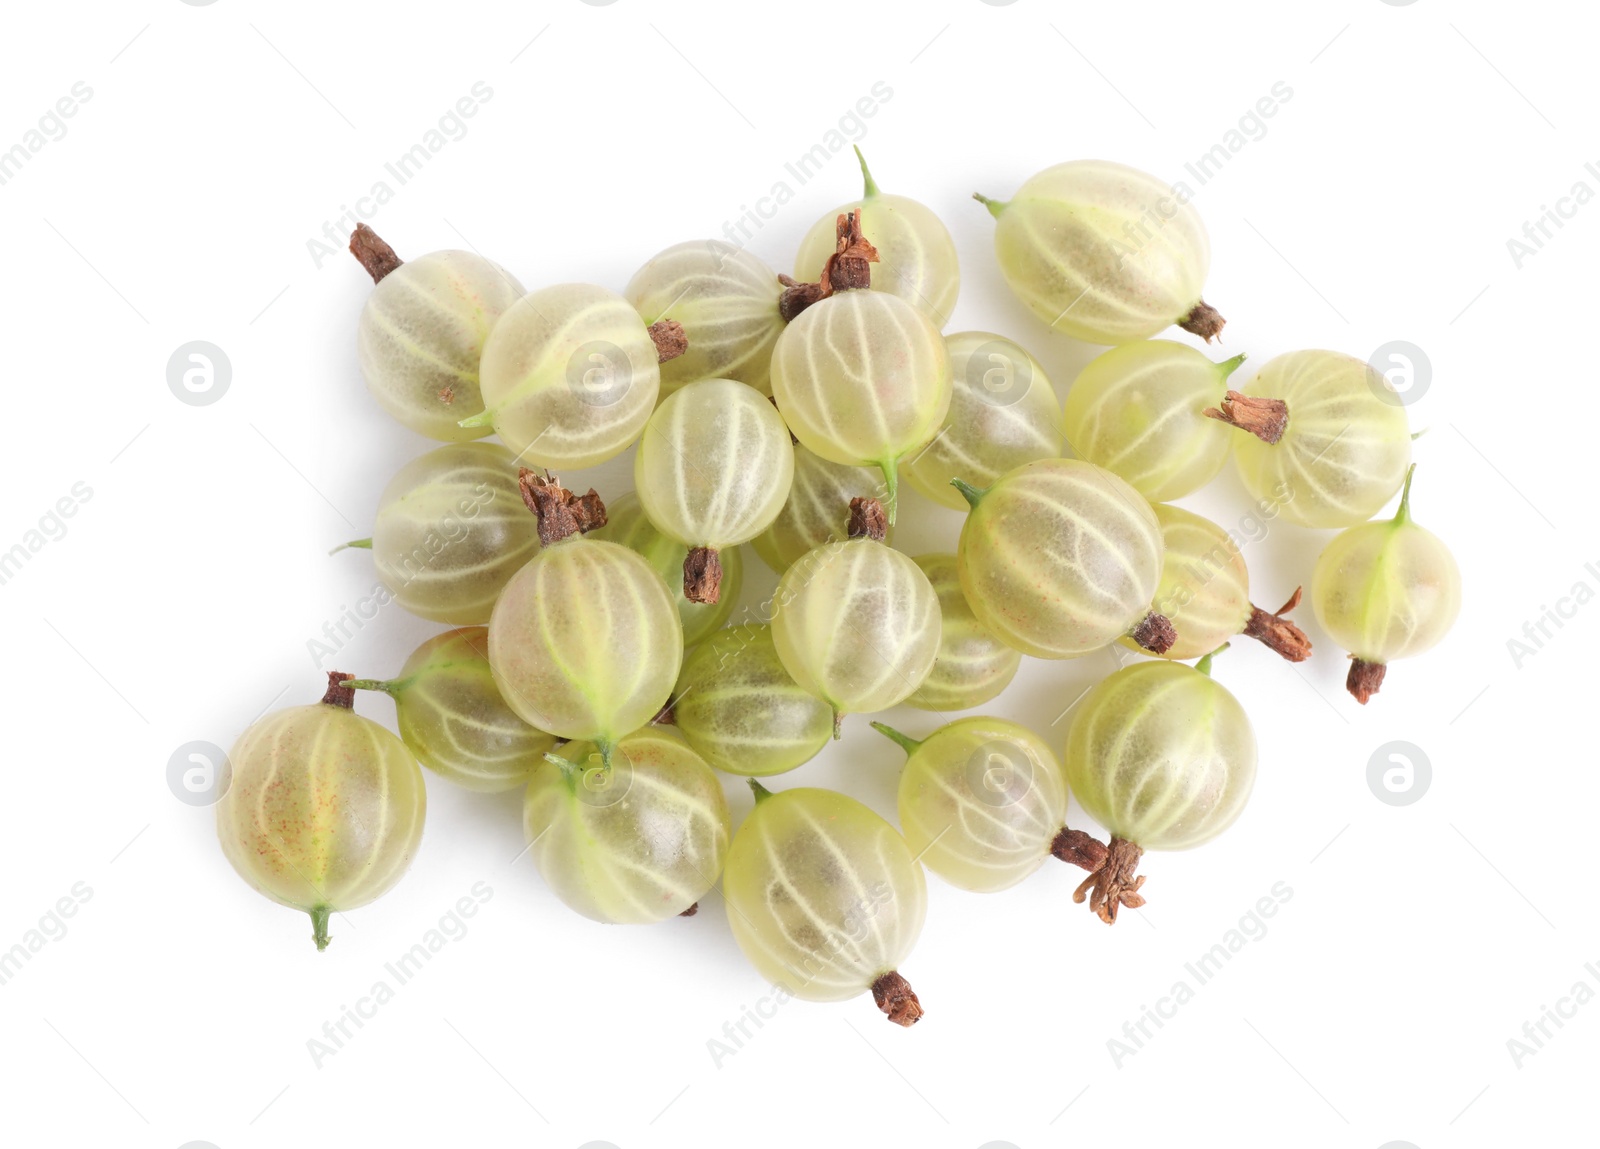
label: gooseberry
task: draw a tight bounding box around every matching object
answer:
[1062,340,1246,501]
[522,727,730,923]
[723,779,928,1025]
[953,458,1174,659]
[337,441,539,625]
[975,160,1222,344]
[345,627,557,792]
[1311,465,1461,703]
[1064,647,1257,923]
[901,331,1063,511]
[624,240,785,397]
[216,673,426,950]
[634,377,794,603]
[349,223,523,441]
[793,147,959,325]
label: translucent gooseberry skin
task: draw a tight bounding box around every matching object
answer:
[357,250,524,441]
[366,442,540,625]
[588,492,742,646]
[769,289,951,518]
[217,697,426,948]
[360,628,557,792]
[1311,472,1461,666]
[1062,340,1245,501]
[902,331,1063,511]
[1231,350,1411,528]
[522,728,731,924]
[751,444,890,573]
[487,538,683,757]
[1121,503,1251,662]
[624,241,784,398]
[1065,660,1256,851]
[672,624,833,776]
[635,378,795,551]
[476,283,661,469]
[771,539,941,722]
[887,717,1068,893]
[906,553,1021,711]
[723,786,926,1003]
[982,160,1211,345]
[793,150,960,326]
[956,458,1165,659]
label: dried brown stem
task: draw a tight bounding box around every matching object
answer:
[349,223,403,284]
[847,497,889,542]
[679,902,698,917]
[1346,658,1387,705]
[321,672,356,710]
[871,970,923,1027]
[1178,299,1226,342]
[778,211,879,320]
[648,318,688,363]
[1072,837,1146,924]
[1130,611,1178,655]
[1203,391,1289,445]
[517,470,608,547]
[1049,826,1110,872]
[683,546,723,605]
[1242,587,1313,662]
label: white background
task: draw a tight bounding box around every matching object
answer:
[1,1,1592,1147]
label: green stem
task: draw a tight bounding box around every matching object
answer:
[330,538,372,554]
[879,463,899,526]
[543,750,579,781]
[1217,352,1248,381]
[748,778,774,804]
[1393,463,1417,527]
[310,905,332,952]
[854,145,880,199]
[343,678,398,695]
[869,722,921,758]
[456,409,496,429]
[832,709,844,740]
[972,192,1007,219]
[1195,643,1230,676]
[950,478,987,510]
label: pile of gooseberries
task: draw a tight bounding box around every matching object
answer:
[216,151,1460,1026]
